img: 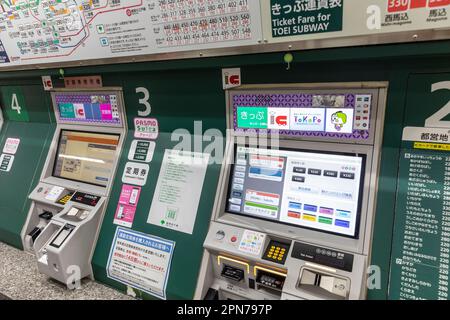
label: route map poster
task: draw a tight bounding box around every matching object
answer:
[0,0,262,68]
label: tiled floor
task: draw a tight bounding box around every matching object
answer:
[0,241,134,300]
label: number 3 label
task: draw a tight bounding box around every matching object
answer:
[136,87,151,117]
[425,81,450,128]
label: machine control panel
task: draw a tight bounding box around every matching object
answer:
[221,265,245,282]
[291,242,354,272]
[71,192,101,207]
[57,193,74,205]
[262,240,291,265]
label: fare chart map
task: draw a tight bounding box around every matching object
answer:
[0,0,262,67]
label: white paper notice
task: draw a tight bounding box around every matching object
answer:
[107,227,175,300]
[238,230,266,256]
[147,149,209,235]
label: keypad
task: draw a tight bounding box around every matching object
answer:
[263,240,291,265]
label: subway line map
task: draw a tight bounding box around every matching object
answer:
[0,0,448,69]
[0,0,262,67]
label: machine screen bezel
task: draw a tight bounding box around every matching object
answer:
[52,129,121,188]
[224,144,366,239]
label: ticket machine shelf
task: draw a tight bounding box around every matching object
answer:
[33,205,104,287]
[24,183,106,286]
[196,222,367,300]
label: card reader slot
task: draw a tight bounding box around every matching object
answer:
[221,265,245,282]
[38,211,53,221]
[28,227,42,243]
[254,266,287,298]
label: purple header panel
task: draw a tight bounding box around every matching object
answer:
[54,92,122,127]
[233,93,373,141]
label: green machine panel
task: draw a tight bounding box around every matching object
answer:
[91,70,226,300]
[0,85,55,249]
[389,73,450,300]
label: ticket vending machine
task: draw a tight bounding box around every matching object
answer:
[195,82,388,300]
[21,89,126,287]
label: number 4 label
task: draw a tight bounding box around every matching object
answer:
[0,87,29,122]
[11,94,21,115]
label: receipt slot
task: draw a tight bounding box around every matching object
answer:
[21,89,127,287]
[195,83,388,300]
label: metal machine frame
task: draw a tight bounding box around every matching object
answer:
[20,88,127,286]
[195,82,388,300]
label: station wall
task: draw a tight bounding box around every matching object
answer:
[0,40,449,299]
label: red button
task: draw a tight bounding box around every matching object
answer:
[231,236,237,243]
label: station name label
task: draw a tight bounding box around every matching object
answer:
[270,0,343,37]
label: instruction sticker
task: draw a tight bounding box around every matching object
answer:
[3,138,20,155]
[45,186,65,202]
[134,118,159,140]
[238,230,266,256]
[107,227,175,300]
[122,162,149,186]
[222,68,241,90]
[128,140,155,163]
[113,185,141,228]
[0,154,14,172]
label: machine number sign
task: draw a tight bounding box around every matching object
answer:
[425,81,450,128]
[0,87,29,122]
[136,87,152,117]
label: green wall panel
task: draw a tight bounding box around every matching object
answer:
[92,69,225,300]
[0,122,55,248]
[389,73,450,300]
[0,85,55,249]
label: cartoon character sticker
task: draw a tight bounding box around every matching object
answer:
[331,111,348,131]
[325,108,354,134]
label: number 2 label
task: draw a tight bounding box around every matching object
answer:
[425,81,450,128]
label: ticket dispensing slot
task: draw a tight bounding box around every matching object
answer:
[27,211,54,243]
[50,224,75,248]
[298,267,350,299]
[254,266,287,297]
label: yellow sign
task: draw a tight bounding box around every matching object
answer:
[414,142,450,151]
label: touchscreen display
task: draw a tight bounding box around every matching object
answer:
[53,130,120,187]
[226,146,365,238]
